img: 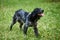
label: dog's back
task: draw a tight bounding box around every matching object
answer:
[13,9,28,23]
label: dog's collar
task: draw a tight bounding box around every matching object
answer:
[27,13,31,17]
[29,12,31,14]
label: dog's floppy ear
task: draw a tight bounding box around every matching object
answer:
[31,12,36,17]
[33,8,39,13]
[31,8,38,17]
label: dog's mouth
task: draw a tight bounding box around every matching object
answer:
[38,13,44,17]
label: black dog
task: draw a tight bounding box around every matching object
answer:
[10,8,44,37]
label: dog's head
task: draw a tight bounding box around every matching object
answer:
[32,8,44,17]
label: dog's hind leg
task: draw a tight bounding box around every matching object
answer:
[19,23,23,30]
[10,18,17,31]
[18,20,23,30]
[23,23,28,35]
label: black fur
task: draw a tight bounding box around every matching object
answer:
[10,8,44,37]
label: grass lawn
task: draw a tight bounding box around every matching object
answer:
[0,0,60,40]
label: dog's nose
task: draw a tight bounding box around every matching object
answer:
[42,10,44,13]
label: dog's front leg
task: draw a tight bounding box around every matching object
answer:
[33,23,39,37]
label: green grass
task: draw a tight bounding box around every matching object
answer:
[0,0,60,40]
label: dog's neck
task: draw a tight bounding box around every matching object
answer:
[29,13,40,22]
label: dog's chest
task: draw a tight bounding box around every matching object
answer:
[28,21,33,26]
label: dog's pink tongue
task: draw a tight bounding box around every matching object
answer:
[41,13,44,16]
[38,13,44,16]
